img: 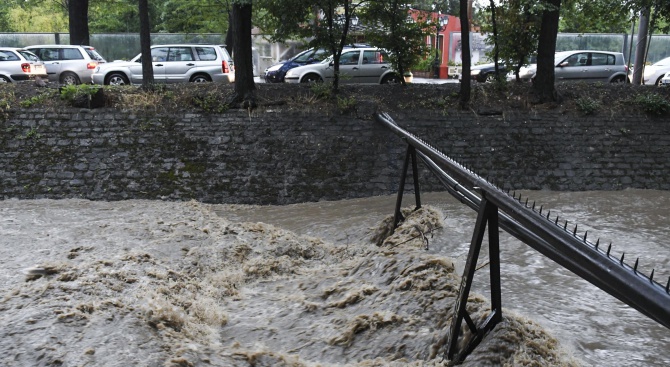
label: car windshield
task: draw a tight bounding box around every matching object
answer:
[85,48,105,61]
[554,52,574,65]
[18,50,39,62]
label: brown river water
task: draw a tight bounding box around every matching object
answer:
[0,189,668,366]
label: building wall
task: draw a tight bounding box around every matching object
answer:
[2,107,669,205]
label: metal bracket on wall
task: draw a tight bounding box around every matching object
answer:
[392,145,422,230]
[446,194,502,364]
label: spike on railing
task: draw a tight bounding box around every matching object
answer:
[532,201,536,211]
[650,269,655,282]
[583,231,588,242]
[634,258,639,273]
[564,220,568,230]
[666,278,670,294]
[620,253,625,265]
[539,205,543,215]
[573,224,578,236]
[595,239,600,250]
[607,243,612,257]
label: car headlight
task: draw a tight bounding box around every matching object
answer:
[285,70,295,77]
[471,69,481,75]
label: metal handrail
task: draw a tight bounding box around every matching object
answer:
[375,112,670,330]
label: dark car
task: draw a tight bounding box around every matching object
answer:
[468,62,508,82]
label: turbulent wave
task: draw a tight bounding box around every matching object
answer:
[0,199,579,366]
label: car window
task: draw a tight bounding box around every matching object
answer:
[363,50,385,64]
[195,47,217,61]
[18,51,39,62]
[84,48,104,61]
[62,48,84,60]
[561,53,588,67]
[0,51,19,61]
[36,49,59,61]
[167,47,194,62]
[341,50,360,65]
[591,53,615,66]
[151,47,169,62]
[294,50,315,63]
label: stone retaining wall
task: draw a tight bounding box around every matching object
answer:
[1,107,669,204]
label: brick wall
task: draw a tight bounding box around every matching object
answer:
[1,107,669,204]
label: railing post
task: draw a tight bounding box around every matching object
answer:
[446,194,502,364]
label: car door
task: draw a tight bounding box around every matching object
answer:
[588,52,617,82]
[359,50,392,83]
[32,48,62,82]
[555,52,589,82]
[337,50,361,83]
[149,47,169,82]
[163,47,196,83]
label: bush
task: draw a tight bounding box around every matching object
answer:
[633,93,670,115]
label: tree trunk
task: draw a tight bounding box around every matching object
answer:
[532,0,561,103]
[139,0,154,90]
[632,8,650,85]
[68,0,90,46]
[231,2,256,109]
[459,0,471,109]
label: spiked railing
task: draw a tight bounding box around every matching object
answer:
[374,112,670,363]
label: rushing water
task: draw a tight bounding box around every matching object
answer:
[222,189,670,367]
[0,190,668,366]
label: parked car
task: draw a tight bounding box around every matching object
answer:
[642,56,670,86]
[263,44,369,83]
[91,44,234,85]
[461,62,508,83]
[507,50,628,83]
[24,44,106,85]
[284,47,401,84]
[0,47,46,83]
[264,48,331,83]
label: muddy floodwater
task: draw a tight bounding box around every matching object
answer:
[1,189,669,366]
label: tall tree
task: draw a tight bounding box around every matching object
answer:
[532,0,561,103]
[139,0,154,90]
[230,0,256,109]
[69,0,90,45]
[361,1,432,85]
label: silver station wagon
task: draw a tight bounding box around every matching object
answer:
[24,44,106,85]
[91,44,234,85]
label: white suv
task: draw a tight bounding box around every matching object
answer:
[24,45,106,85]
[91,44,234,85]
[284,47,401,84]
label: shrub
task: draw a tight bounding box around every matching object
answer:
[576,97,600,115]
[633,93,670,115]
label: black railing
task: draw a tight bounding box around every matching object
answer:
[374,112,670,364]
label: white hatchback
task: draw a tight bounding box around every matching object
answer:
[0,47,46,83]
[91,44,234,85]
[642,56,670,86]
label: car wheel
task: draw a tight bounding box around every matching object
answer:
[655,76,664,86]
[610,75,626,83]
[60,72,81,85]
[106,73,129,86]
[0,75,10,83]
[190,74,212,83]
[484,73,495,83]
[300,74,322,83]
[382,74,401,84]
